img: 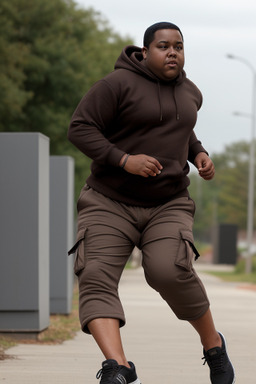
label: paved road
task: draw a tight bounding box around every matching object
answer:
[0,264,255,383]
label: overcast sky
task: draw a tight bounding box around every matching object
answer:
[75,0,256,155]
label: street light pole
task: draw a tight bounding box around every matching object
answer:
[227,54,256,274]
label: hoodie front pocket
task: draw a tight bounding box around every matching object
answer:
[68,227,87,275]
[174,229,200,271]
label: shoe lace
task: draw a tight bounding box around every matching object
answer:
[96,364,119,383]
[202,351,225,374]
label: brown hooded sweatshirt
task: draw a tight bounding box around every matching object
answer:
[68,45,208,207]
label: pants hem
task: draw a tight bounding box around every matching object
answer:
[81,314,126,334]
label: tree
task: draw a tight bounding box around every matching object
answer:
[212,141,250,227]
[189,140,256,241]
[188,172,218,241]
[0,0,133,197]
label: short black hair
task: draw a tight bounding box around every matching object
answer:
[143,22,183,48]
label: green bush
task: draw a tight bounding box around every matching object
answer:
[235,255,256,274]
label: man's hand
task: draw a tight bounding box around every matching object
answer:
[194,152,215,180]
[120,154,163,178]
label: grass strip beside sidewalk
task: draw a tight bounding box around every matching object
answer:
[0,283,80,360]
[203,256,256,285]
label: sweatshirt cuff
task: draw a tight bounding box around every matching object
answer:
[188,142,209,164]
[108,147,127,167]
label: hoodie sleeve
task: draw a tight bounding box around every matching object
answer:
[68,79,125,166]
[188,131,209,164]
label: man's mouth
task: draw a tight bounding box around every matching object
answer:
[166,61,177,68]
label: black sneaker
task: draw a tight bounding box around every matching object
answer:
[203,332,235,383]
[96,359,141,384]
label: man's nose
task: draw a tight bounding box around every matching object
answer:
[167,47,176,57]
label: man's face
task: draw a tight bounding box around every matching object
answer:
[142,29,185,81]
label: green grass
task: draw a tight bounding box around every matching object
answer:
[204,256,256,284]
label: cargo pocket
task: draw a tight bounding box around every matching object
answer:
[174,229,200,271]
[68,227,87,276]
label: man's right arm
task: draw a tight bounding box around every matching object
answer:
[68,80,125,167]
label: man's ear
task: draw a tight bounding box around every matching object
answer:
[142,47,148,59]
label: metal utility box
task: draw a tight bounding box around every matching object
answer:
[212,224,238,265]
[50,156,74,315]
[0,133,50,332]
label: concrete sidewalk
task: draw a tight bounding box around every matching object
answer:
[0,265,256,383]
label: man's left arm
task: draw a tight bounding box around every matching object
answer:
[194,152,215,180]
[188,131,215,180]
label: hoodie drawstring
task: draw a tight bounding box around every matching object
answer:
[157,82,163,121]
[157,82,180,122]
[173,87,180,120]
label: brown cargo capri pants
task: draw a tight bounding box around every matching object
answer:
[69,186,210,334]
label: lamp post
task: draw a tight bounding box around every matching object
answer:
[233,111,252,119]
[227,54,256,274]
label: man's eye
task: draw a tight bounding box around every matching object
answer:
[159,45,168,49]
[176,46,183,51]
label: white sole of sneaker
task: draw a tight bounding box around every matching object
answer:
[218,331,236,384]
[130,379,141,384]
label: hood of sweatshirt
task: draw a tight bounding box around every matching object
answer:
[115,45,186,121]
[114,45,186,85]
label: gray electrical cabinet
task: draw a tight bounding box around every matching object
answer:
[0,133,50,332]
[50,156,74,315]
